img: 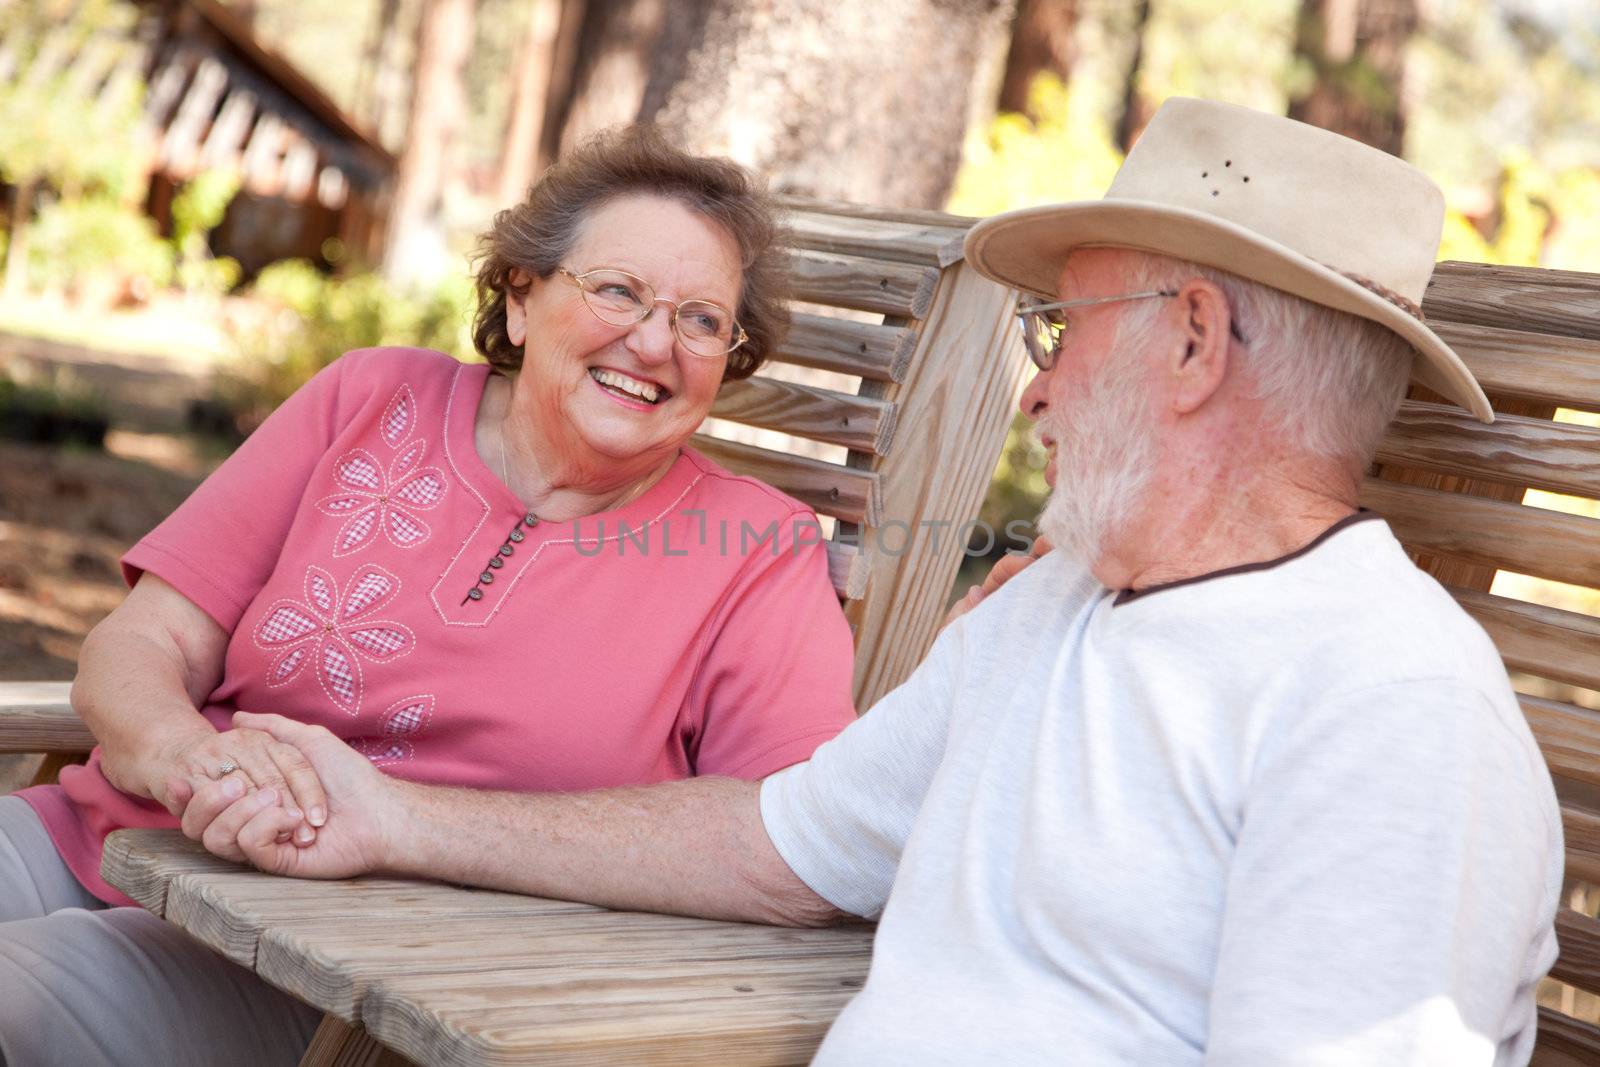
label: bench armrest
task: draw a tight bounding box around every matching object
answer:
[0,683,95,753]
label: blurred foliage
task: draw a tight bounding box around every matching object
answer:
[217,261,475,430]
[949,0,1600,558]
[0,370,110,449]
[974,412,1051,554]
[948,74,1122,215]
[0,0,147,200]
[26,195,173,296]
[0,0,152,298]
[171,171,243,296]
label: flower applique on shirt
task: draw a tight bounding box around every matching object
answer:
[252,563,415,716]
[350,693,435,767]
[316,384,448,556]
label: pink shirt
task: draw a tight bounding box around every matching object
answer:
[21,347,856,903]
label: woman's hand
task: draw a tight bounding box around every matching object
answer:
[182,712,398,878]
[161,726,329,856]
[76,573,325,831]
[941,536,1053,630]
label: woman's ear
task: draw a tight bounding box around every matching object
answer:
[505,269,530,347]
[1169,279,1233,415]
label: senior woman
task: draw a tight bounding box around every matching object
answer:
[0,128,857,1066]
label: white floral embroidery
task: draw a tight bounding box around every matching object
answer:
[316,384,448,556]
[252,564,414,716]
[351,694,435,767]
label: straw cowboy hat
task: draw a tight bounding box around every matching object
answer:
[964,96,1492,423]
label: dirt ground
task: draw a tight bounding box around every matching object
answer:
[0,432,215,679]
[0,432,217,790]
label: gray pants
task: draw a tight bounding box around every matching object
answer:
[0,796,321,1066]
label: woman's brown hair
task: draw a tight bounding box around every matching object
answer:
[472,126,787,381]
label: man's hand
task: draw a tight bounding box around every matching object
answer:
[942,536,1053,629]
[183,712,401,879]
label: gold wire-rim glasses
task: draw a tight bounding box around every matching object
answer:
[1016,288,1248,372]
[559,267,748,358]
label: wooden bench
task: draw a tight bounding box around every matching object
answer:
[9,227,1600,1061]
[1357,261,1600,1064]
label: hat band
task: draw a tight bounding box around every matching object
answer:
[1326,264,1426,322]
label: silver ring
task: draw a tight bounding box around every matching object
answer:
[215,759,238,778]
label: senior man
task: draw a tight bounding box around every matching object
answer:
[187,98,1560,1065]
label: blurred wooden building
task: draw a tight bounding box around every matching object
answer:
[3,0,395,275]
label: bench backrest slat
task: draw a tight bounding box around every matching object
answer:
[1368,260,1600,1050]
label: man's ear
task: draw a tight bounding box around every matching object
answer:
[1168,278,1233,415]
[505,269,531,347]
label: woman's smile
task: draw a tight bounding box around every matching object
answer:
[588,366,670,408]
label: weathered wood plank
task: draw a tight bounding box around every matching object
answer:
[846,263,1031,710]
[101,829,229,915]
[1375,401,1600,500]
[781,249,939,319]
[1553,908,1600,1000]
[263,909,868,1033]
[773,313,917,383]
[173,878,601,1018]
[1561,805,1600,887]
[773,193,979,230]
[1361,478,1600,591]
[1430,322,1600,412]
[1451,588,1600,693]
[825,540,869,602]
[1533,1006,1600,1067]
[691,435,879,526]
[780,208,969,268]
[712,376,896,455]
[357,928,873,1067]
[1372,393,1555,593]
[299,1015,416,1067]
[0,682,94,752]
[1521,695,1600,793]
[1425,261,1600,341]
[101,820,876,1067]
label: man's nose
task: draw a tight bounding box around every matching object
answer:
[1018,369,1049,420]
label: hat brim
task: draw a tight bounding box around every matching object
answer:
[964,200,1492,423]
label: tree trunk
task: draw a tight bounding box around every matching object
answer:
[551,0,670,158]
[4,179,36,298]
[996,0,1077,118]
[1113,0,1154,152]
[1288,0,1418,156]
[635,0,1015,210]
[355,0,404,134]
[494,0,562,207]
[535,0,592,172]
[381,0,475,287]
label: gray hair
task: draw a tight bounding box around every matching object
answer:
[1111,250,1414,468]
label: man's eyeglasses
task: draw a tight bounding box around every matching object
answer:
[1016,289,1249,372]
[559,267,747,358]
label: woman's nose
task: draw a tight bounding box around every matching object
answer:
[626,306,678,364]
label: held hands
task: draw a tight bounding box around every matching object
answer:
[101,721,329,832]
[174,712,397,879]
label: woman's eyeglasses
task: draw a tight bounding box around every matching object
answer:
[559,267,747,358]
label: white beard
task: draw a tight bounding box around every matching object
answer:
[1036,352,1160,571]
